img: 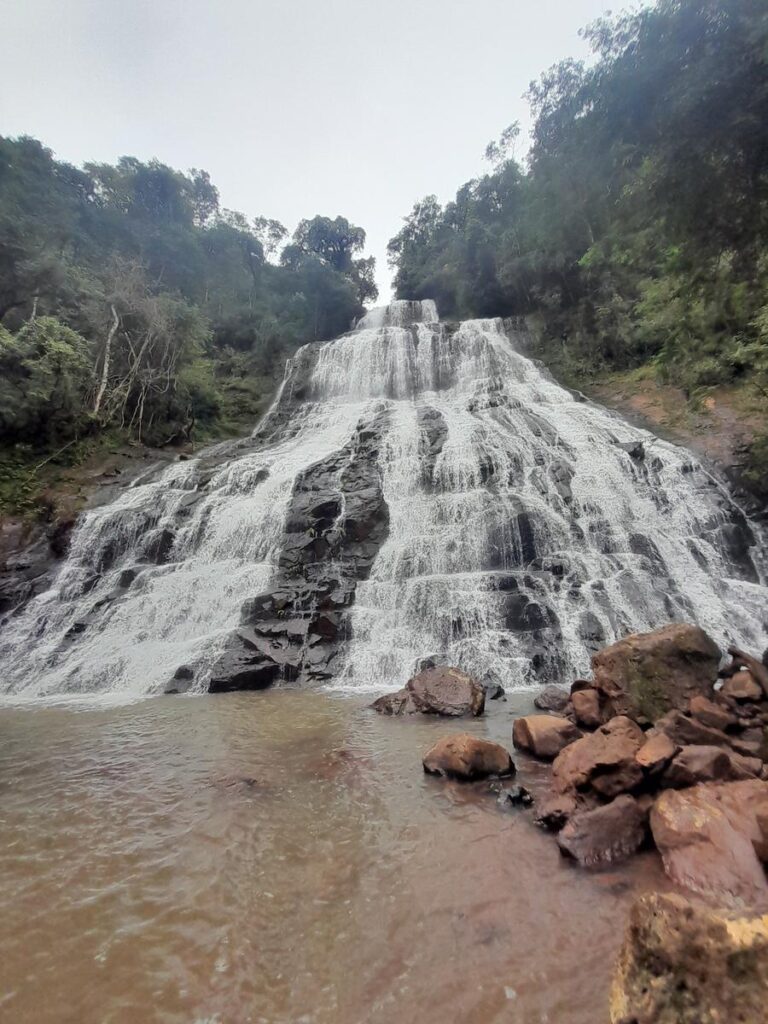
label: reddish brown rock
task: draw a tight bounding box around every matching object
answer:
[654,709,730,749]
[533,684,570,712]
[650,780,768,904]
[731,728,767,759]
[512,715,582,761]
[533,791,578,832]
[635,732,677,775]
[557,795,647,867]
[373,666,485,718]
[591,623,720,722]
[571,688,603,728]
[663,745,736,787]
[552,716,645,797]
[689,694,737,732]
[721,670,763,703]
[422,734,514,780]
[610,892,768,1024]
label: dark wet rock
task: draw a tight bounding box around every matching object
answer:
[423,734,515,781]
[611,892,768,1024]
[578,610,605,653]
[534,791,578,832]
[141,527,176,565]
[618,440,645,461]
[118,567,139,588]
[493,784,534,807]
[512,715,582,761]
[552,716,645,798]
[557,795,647,867]
[650,780,768,903]
[210,414,391,690]
[533,684,570,712]
[417,406,448,489]
[591,623,721,723]
[373,666,485,718]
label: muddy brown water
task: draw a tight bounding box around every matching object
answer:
[0,691,666,1023]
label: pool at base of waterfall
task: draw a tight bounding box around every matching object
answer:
[0,690,667,1024]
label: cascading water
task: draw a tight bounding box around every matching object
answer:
[0,300,766,700]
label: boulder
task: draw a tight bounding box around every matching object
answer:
[533,684,570,712]
[552,716,645,797]
[662,745,743,788]
[610,892,768,1024]
[591,623,720,723]
[689,694,737,732]
[721,670,763,703]
[373,666,485,718]
[557,795,647,867]
[636,732,678,775]
[512,715,582,761]
[571,688,603,728]
[650,780,768,904]
[654,708,730,749]
[422,734,514,781]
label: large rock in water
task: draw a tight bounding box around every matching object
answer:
[512,715,582,760]
[610,892,768,1024]
[372,666,485,717]
[650,780,768,905]
[422,734,514,780]
[552,716,645,797]
[557,795,647,867]
[591,623,721,723]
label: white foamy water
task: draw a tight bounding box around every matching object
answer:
[0,302,765,700]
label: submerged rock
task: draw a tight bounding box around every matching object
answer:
[611,892,768,1024]
[422,734,514,781]
[591,623,721,723]
[372,666,485,718]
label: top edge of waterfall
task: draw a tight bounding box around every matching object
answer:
[354,299,439,332]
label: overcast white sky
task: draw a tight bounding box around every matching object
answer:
[0,0,624,300]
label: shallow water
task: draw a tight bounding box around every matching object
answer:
[0,692,667,1023]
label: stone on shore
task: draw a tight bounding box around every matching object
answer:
[650,780,768,904]
[721,669,763,703]
[512,715,582,760]
[557,795,647,867]
[372,666,485,717]
[552,716,645,797]
[422,734,515,781]
[591,623,720,723]
[635,732,677,775]
[610,892,768,1024]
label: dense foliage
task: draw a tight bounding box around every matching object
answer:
[388,0,768,415]
[0,137,376,454]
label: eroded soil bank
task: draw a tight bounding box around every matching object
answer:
[0,690,666,1024]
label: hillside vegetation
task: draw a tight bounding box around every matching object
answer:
[0,138,376,512]
[387,0,768,497]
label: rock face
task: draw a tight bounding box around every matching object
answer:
[552,716,645,797]
[210,416,390,690]
[422,734,514,781]
[611,892,768,1024]
[372,666,485,718]
[512,715,582,760]
[591,623,721,723]
[650,780,768,904]
[557,795,647,867]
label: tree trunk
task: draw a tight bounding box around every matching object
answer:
[93,304,120,416]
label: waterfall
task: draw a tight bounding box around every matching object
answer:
[0,301,766,700]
